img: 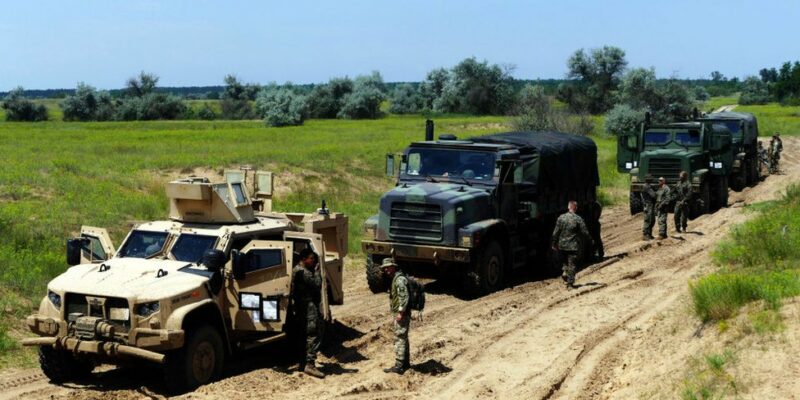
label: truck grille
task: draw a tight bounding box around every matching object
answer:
[65,293,131,334]
[648,158,682,183]
[389,202,443,242]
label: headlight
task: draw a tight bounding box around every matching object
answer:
[365,227,376,239]
[460,235,472,247]
[135,302,160,317]
[48,291,61,309]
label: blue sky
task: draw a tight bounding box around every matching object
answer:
[2,0,798,90]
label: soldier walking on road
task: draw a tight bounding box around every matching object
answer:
[381,258,411,375]
[552,201,592,289]
[292,248,325,378]
[641,175,657,240]
[655,177,671,239]
[673,171,692,233]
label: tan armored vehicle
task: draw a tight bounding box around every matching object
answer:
[22,171,348,392]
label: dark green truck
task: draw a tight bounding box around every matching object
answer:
[617,111,759,217]
[362,129,601,295]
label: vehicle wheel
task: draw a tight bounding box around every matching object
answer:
[164,326,224,394]
[39,346,94,383]
[629,191,643,215]
[473,241,505,295]
[730,167,746,192]
[749,157,759,186]
[718,176,729,209]
[691,182,710,219]
[365,255,389,294]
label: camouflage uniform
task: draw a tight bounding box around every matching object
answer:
[641,182,657,239]
[655,185,671,238]
[292,263,323,367]
[758,144,769,173]
[771,138,782,172]
[389,271,410,368]
[672,180,692,232]
[551,212,591,287]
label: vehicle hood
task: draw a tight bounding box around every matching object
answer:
[48,258,208,301]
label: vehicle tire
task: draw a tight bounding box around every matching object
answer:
[718,176,729,209]
[365,254,389,294]
[164,325,224,394]
[748,157,759,186]
[629,191,643,215]
[691,182,710,219]
[730,166,746,192]
[472,241,505,295]
[39,346,94,383]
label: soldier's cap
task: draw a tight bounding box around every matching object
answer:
[380,258,398,269]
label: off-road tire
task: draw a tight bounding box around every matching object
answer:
[365,254,389,294]
[39,346,94,383]
[472,241,505,296]
[629,191,643,215]
[691,182,711,219]
[748,157,759,186]
[730,166,746,192]
[164,326,224,394]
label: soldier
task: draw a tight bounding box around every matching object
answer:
[771,133,783,173]
[588,201,604,260]
[551,201,592,289]
[655,177,671,239]
[292,248,325,378]
[757,141,769,174]
[672,171,692,233]
[641,175,657,240]
[381,258,411,375]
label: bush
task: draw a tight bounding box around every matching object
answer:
[197,103,217,120]
[220,75,258,119]
[389,83,422,114]
[115,93,187,121]
[256,84,307,127]
[337,72,386,119]
[604,104,645,136]
[615,68,697,123]
[690,270,800,321]
[60,83,116,121]
[307,77,353,118]
[432,58,516,115]
[693,85,711,102]
[513,85,594,135]
[419,68,449,111]
[557,46,627,114]
[739,76,771,105]
[1,88,48,122]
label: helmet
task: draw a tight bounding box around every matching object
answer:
[380,258,398,270]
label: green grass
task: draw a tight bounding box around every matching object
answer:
[681,349,740,400]
[690,185,800,322]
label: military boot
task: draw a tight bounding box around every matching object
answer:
[383,362,407,375]
[303,364,325,379]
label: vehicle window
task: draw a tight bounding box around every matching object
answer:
[81,235,107,261]
[721,121,740,134]
[403,149,496,180]
[117,231,168,259]
[644,131,670,145]
[231,182,247,204]
[171,234,218,262]
[243,248,283,274]
[675,130,701,145]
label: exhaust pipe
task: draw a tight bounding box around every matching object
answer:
[425,119,434,141]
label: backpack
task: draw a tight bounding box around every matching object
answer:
[406,276,426,311]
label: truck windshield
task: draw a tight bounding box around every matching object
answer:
[675,130,701,145]
[118,231,169,259]
[403,148,496,180]
[719,121,740,134]
[170,234,219,262]
[644,131,670,145]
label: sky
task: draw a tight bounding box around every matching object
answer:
[1,0,799,90]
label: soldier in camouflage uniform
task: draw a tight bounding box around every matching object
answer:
[551,201,592,289]
[641,175,657,240]
[655,177,671,239]
[381,258,411,374]
[292,248,325,378]
[672,171,692,233]
[757,141,769,174]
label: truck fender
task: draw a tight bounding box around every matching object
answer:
[165,299,231,354]
[691,169,709,190]
[458,219,508,249]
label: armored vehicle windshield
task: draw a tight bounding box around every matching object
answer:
[401,147,497,181]
[644,129,702,147]
[116,229,221,262]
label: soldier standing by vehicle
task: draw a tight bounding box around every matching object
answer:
[641,175,657,240]
[588,201,604,260]
[292,248,325,378]
[551,201,592,289]
[771,133,783,173]
[672,171,692,233]
[655,177,671,239]
[758,141,769,174]
[381,258,411,375]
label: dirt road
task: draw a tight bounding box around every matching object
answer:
[2,138,797,400]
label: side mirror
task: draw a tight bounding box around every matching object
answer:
[66,238,87,266]
[385,154,395,178]
[201,249,226,273]
[231,249,246,280]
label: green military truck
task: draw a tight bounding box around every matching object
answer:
[362,128,601,295]
[698,111,760,190]
[617,116,736,217]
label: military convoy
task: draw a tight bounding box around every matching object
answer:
[362,123,601,295]
[22,172,348,392]
[617,111,760,217]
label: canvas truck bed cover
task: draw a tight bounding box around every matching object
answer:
[472,131,599,195]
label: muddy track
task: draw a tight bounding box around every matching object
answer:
[2,137,798,400]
